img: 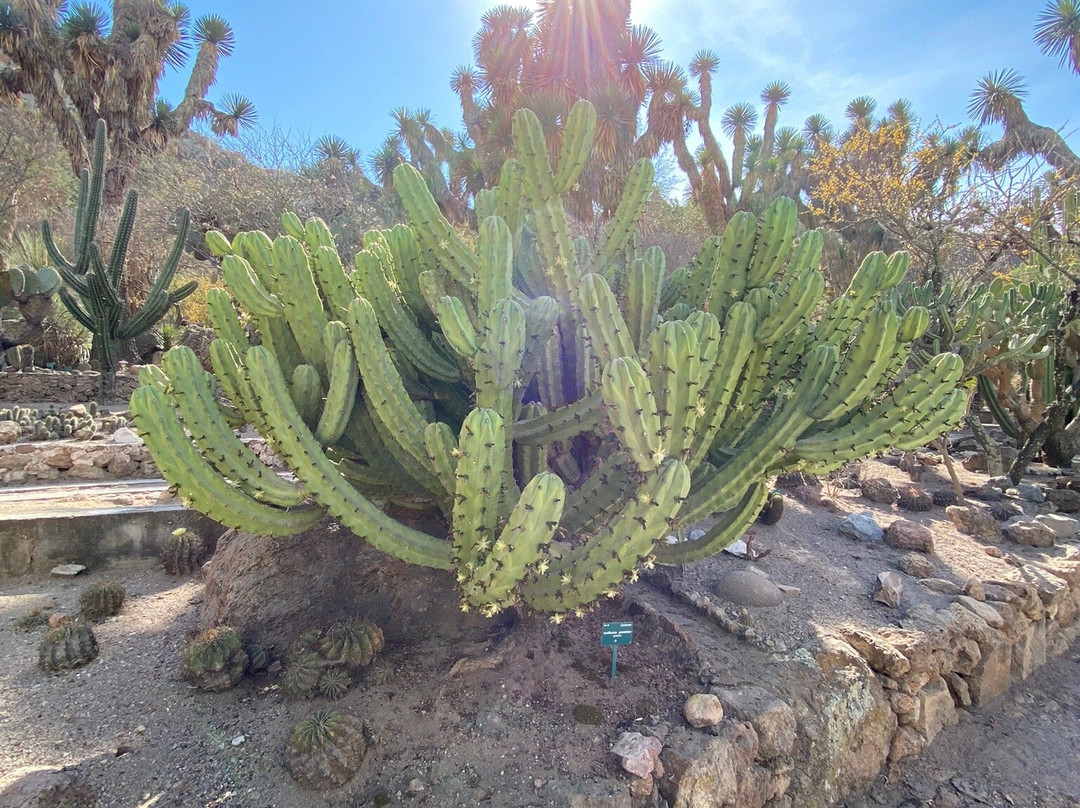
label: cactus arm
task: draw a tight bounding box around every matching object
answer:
[346,298,445,495]
[460,471,566,613]
[645,320,704,460]
[560,453,634,534]
[451,408,506,568]
[107,191,139,286]
[580,274,636,364]
[315,339,360,445]
[58,287,96,332]
[129,386,321,535]
[275,235,331,378]
[436,295,480,360]
[746,197,797,288]
[809,309,900,421]
[478,216,514,318]
[242,346,453,569]
[311,245,357,320]
[657,481,768,565]
[552,100,597,194]
[281,211,305,239]
[386,224,432,325]
[706,211,757,318]
[424,421,460,496]
[602,357,664,472]
[520,457,690,615]
[518,296,560,395]
[626,257,663,350]
[392,163,477,288]
[290,364,324,425]
[512,390,606,444]
[495,158,524,235]
[209,339,272,435]
[222,255,283,318]
[512,108,581,308]
[595,159,654,272]
[160,347,306,507]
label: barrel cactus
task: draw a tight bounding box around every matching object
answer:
[131,100,966,621]
[161,527,206,575]
[282,619,384,699]
[286,709,375,789]
[39,621,99,671]
[182,626,249,692]
[79,581,126,621]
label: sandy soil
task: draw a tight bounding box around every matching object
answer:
[0,454,1077,808]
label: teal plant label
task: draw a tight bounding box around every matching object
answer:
[601,621,633,646]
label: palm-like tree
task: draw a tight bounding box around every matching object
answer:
[722,102,757,193]
[759,81,791,159]
[845,95,877,131]
[802,113,833,152]
[0,0,254,203]
[969,69,1080,174]
[1034,0,1080,74]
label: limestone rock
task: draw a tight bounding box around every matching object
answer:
[898,552,935,578]
[712,685,797,760]
[914,677,958,743]
[888,726,926,765]
[839,511,883,543]
[1002,519,1056,548]
[110,427,142,444]
[884,520,934,554]
[1015,483,1044,503]
[834,626,911,678]
[0,421,19,444]
[1034,513,1078,539]
[946,505,1003,542]
[1044,487,1080,513]
[918,578,963,596]
[50,564,86,577]
[954,595,1005,629]
[611,732,663,779]
[683,694,724,729]
[712,570,783,607]
[875,571,903,608]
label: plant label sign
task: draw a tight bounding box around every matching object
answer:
[601,621,633,679]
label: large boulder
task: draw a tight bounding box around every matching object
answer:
[200,520,493,650]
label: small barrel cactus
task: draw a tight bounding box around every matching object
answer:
[286,709,375,789]
[183,626,249,692]
[161,527,207,575]
[282,619,384,699]
[755,492,785,525]
[931,489,958,507]
[79,581,126,621]
[897,486,933,512]
[39,621,99,671]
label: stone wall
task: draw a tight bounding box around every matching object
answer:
[636,552,1080,808]
[0,369,139,404]
[0,435,279,486]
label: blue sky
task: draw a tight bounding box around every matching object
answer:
[158,0,1079,164]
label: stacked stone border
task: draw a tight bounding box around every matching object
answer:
[0,369,140,404]
[625,552,1080,808]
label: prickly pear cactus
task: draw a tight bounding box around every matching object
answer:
[161,528,206,575]
[182,626,248,692]
[79,581,126,621]
[285,709,375,789]
[132,100,967,621]
[39,621,99,671]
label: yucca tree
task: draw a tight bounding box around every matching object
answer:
[969,69,1080,174]
[723,102,758,194]
[0,0,255,203]
[1035,0,1080,74]
[845,95,878,133]
[802,114,833,153]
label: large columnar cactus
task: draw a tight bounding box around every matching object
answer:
[131,101,966,621]
[42,120,197,402]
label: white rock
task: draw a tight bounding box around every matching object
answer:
[110,427,142,445]
[231,734,245,747]
[683,693,724,728]
[50,564,86,577]
[1035,513,1078,539]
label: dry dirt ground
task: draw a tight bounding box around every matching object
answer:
[1,455,1078,808]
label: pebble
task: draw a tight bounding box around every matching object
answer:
[50,564,87,577]
[231,734,245,746]
[875,571,903,608]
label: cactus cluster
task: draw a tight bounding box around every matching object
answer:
[160,527,207,575]
[286,709,375,790]
[79,581,126,621]
[282,618,384,700]
[39,621,99,671]
[182,626,249,691]
[0,403,124,442]
[132,100,966,620]
[42,120,196,403]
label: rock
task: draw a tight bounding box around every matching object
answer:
[918,578,963,596]
[946,505,1003,542]
[201,521,493,650]
[712,685,797,760]
[898,553,935,578]
[1002,520,1056,548]
[776,584,801,596]
[875,571,903,608]
[884,520,934,554]
[683,694,724,729]
[834,626,911,677]
[1044,487,1080,513]
[987,475,1012,491]
[66,404,89,418]
[712,570,783,607]
[110,426,142,444]
[0,766,96,808]
[231,734,245,747]
[839,511,883,543]
[611,732,664,779]
[888,726,926,765]
[861,477,898,504]
[663,722,766,808]
[961,452,987,472]
[1034,513,1078,539]
[963,578,985,601]
[914,677,958,744]
[954,595,1005,629]
[0,421,20,444]
[50,564,86,577]
[944,671,972,707]
[1015,483,1045,503]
